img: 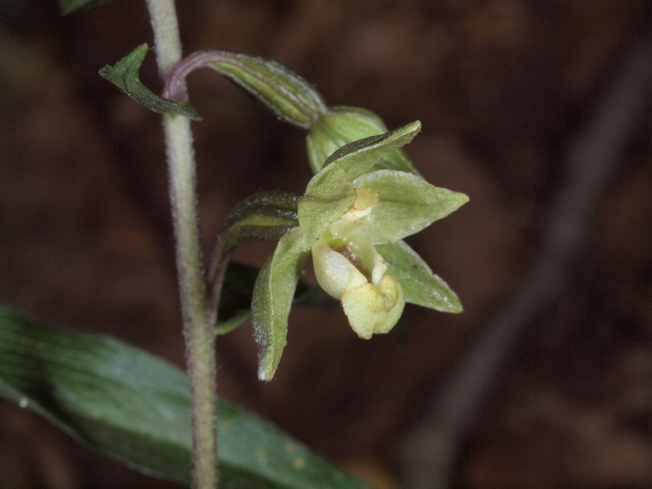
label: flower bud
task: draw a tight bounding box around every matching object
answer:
[307,106,420,175]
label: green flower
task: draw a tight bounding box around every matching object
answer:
[252,121,469,381]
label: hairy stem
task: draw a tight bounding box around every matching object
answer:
[146,1,218,488]
[146,0,183,80]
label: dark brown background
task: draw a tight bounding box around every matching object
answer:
[1,0,652,487]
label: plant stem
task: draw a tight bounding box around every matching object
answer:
[146,0,183,79]
[164,113,218,489]
[145,1,218,488]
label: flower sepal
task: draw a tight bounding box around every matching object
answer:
[378,240,463,313]
[251,227,309,381]
[353,170,470,244]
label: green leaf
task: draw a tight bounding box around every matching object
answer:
[307,106,421,175]
[220,190,301,251]
[0,305,372,488]
[99,44,202,121]
[60,0,111,14]
[251,228,309,381]
[307,121,421,194]
[353,170,469,244]
[377,241,462,313]
[209,54,327,129]
[297,170,357,251]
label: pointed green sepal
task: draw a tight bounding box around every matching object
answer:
[353,170,469,244]
[307,106,421,175]
[209,54,327,129]
[251,228,309,381]
[377,241,463,313]
[220,189,301,250]
[99,44,202,121]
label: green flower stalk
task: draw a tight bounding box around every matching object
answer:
[252,121,469,381]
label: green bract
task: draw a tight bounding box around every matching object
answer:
[252,121,469,381]
[100,44,202,121]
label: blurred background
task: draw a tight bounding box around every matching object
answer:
[1,0,652,487]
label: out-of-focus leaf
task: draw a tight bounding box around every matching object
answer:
[353,170,469,244]
[377,241,463,313]
[251,228,309,381]
[216,262,259,335]
[220,190,300,251]
[0,305,372,488]
[99,44,202,121]
[60,0,111,15]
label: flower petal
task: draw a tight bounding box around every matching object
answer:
[312,235,404,339]
[311,237,367,299]
[353,170,469,243]
[297,169,356,251]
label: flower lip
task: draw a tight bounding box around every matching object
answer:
[311,223,405,339]
[341,273,405,339]
[333,243,370,282]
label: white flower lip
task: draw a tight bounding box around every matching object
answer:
[311,214,405,339]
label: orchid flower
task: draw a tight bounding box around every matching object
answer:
[252,121,468,380]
